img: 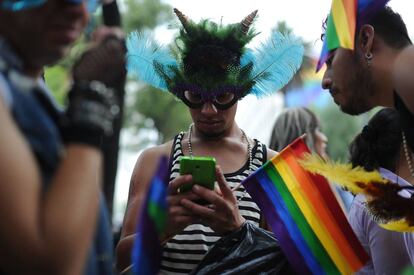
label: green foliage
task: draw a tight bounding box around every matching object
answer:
[312,103,374,161]
[44,66,70,107]
[122,0,173,33]
[121,0,194,145]
[44,36,88,106]
[126,85,192,144]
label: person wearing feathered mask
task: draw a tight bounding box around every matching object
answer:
[117,8,304,273]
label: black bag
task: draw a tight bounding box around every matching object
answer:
[190,222,296,275]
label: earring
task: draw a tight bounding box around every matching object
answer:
[365,52,373,66]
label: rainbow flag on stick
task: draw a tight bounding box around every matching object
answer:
[243,138,369,275]
[131,156,169,275]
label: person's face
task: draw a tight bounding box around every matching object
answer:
[313,128,328,159]
[0,1,88,72]
[189,100,238,138]
[321,47,376,115]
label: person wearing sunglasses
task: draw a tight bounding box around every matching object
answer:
[0,1,123,274]
[116,9,303,273]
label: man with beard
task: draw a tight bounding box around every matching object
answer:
[116,9,304,273]
[321,6,413,148]
[320,3,414,267]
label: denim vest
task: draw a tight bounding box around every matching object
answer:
[0,38,114,275]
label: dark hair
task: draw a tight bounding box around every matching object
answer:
[367,6,412,49]
[270,107,319,152]
[321,6,412,49]
[349,108,401,171]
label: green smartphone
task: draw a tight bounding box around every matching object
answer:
[179,156,216,193]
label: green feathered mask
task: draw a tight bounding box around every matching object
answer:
[127,9,304,105]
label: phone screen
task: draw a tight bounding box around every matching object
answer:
[179,156,216,193]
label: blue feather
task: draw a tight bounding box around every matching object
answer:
[247,32,304,97]
[1,0,45,10]
[126,31,177,91]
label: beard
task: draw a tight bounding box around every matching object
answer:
[340,60,376,116]
[197,127,226,139]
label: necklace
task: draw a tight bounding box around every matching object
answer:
[187,123,253,201]
[402,131,414,178]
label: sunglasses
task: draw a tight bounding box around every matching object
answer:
[0,0,109,12]
[181,90,239,110]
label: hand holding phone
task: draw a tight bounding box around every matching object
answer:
[179,156,216,193]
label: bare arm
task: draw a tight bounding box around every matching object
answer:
[394,45,414,114]
[0,98,101,274]
[116,142,200,271]
[116,145,171,271]
[267,148,278,160]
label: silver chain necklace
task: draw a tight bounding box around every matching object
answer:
[186,123,253,202]
[402,131,414,178]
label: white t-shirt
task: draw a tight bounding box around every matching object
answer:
[348,168,413,274]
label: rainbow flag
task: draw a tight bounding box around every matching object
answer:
[242,138,369,275]
[317,0,390,71]
[131,156,169,275]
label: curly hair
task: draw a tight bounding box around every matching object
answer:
[349,108,402,171]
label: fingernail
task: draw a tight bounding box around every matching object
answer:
[192,185,200,191]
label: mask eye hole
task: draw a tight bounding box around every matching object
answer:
[184,90,203,104]
[215,92,235,105]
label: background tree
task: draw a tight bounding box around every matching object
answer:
[313,104,373,161]
[122,0,173,33]
[122,0,192,145]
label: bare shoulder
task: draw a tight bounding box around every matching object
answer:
[266,147,278,161]
[394,46,414,113]
[252,138,277,161]
[129,140,174,195]
[121,139,175,237]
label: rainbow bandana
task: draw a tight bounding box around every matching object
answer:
[317,0,390,71]
[242,138,369,275]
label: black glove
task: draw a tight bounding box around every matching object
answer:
[61,37,125,150]
[61,80,120,149]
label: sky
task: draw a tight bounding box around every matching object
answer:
[113,0,414,227]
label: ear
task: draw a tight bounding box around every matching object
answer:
[357,24,375,54]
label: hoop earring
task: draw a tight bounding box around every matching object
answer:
[365,52,373,66]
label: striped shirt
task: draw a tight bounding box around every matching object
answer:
[160,132,267,274]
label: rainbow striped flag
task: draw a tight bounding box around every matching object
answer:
[131,156,169,275]
[317,0,390,71]
[242,138,369,275]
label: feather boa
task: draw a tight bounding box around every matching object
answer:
[300,153,414,232]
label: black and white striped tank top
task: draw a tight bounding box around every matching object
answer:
[160,132,267,274]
